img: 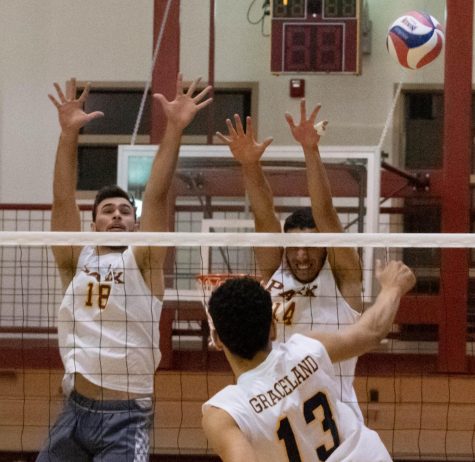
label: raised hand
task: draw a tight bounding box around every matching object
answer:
[48,78,104,134]
[154,74,213,131]
[285,98,328,150]
[375,259,416,297]
[216,114,273,165]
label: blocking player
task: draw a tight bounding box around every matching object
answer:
[36,74,212,461]
[216,100,364,417]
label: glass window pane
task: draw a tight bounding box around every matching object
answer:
[78,146,117,190]
[80,90,151,135]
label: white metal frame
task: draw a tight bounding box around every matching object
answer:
[117,144,380,231]
[118,144,381,294]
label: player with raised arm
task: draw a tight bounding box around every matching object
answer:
[37,74,212,462]
[202,260,415,462]
[216,100,364,417]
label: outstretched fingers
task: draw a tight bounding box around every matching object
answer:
[65,78,77,101]
[196,96,213,110]
[244,116,255,139]
[50,78,90,108]
[48,93,61,108]
[284,112,296,129]
[185,75,201,96]
[153,93,166,108]
[194,85,213,109]
[78,82,91,103]
[261,136,274,149]
[225,118,238,137]
[308,104,322,124]
[233,114,245,137]
[85,111,104,122]
[175,73,184,96]
[215,131,231,144]
[53,82,67,103]
[299,98,307,122]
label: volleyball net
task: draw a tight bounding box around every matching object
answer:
[0,229,474,460]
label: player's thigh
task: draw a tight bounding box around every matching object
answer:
[94,403,153,462]
[36,401,91,462]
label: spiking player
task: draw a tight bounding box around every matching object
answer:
[202,260,415,462]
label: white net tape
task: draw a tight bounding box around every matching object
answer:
[2,231,475,247]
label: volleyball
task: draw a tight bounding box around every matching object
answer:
[387,11,444,70]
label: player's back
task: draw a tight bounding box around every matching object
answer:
[203,334,391,461]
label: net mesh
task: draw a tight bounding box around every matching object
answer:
[0,230,474,460]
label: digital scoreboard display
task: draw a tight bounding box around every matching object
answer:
[271,0,361,74]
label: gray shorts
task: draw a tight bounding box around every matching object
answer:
[36,390,153,462]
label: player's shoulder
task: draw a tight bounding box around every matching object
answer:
[286,332,321,346]
[282,333,327,357]
[203,384,247,415]
[77,245,94,264]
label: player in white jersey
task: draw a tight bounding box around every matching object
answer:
[202,260,415,462]
[267,253,361,419]
[37,75,212,462]
[216,100,364,416]
[57,245,162,395]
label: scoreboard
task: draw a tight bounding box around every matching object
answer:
[271,0,361,74]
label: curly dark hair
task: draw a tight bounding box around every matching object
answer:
[208,277,272,360]
[283,207,316,232]
[92,185,136,222]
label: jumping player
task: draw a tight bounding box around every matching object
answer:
[202,260,415,461]
[216,100,364,417]
[36,74,212,461]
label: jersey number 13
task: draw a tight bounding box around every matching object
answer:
[277,391,340,461]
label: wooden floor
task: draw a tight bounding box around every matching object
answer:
[0,453,459,462]
[0,454,221,462]
[0,453,460,462]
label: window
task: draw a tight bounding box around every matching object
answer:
[76,83,152,192]
[81,89,151,135]
[76,82,257,191]
[404,90,444,169]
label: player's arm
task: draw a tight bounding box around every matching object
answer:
[216,115,282,282]
[48,79,104,289]
[308,260,416,363]
[202,406,259,462]
[285,99,364,312]
[135,74,212,300]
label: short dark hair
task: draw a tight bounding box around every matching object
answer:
[208,278,272,360]
[283,207,316,232]
[92,185,136,222]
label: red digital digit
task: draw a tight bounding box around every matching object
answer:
[284,25,343,72]
[271,0,360,74]
[285,26,312,72]
[315,25,343,72]
[342,0,356,17]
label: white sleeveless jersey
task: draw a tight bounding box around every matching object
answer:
[203,335,391,462]
[57,246,162,395]
[266,261,362,418]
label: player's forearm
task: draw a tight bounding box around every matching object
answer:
[358,286,402,348]
[303,144,343,231]
[52,131,79,203]
[143,123,182,203]
[241,163,280,231]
